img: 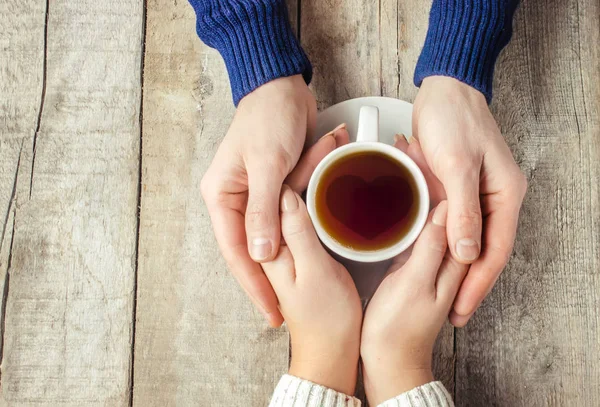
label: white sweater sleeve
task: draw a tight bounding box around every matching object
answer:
[268,376,452,407]
[269,375,361,407]
[377,381,454,407]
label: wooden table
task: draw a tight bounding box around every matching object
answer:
[1,0,599,405]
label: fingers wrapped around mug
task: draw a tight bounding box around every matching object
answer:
[400,201,450,290]
[399,200,468,307]
[262,186,332,292]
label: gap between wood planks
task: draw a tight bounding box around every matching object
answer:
[0,217,16,384]
[0,142,24,381]
[128,0,148,405]
[29,0,49,200]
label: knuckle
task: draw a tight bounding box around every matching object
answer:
[246,209,272,230]
[274,149,295,173]
[282,218,308,239]
[515,171,528,198]
[200,172,217,203]
[503,170,527,203]
[457,205,482,227]
[428,239,447,254]
[252,151,292,180]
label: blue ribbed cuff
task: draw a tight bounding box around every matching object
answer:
[191,0,312,105]
[414,0,519,103]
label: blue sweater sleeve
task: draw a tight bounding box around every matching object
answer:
[414,0,520,103]
[189,0,312,106]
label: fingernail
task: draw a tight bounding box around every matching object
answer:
[320,132,336,141]
[281,186,299,212]
[394,133,405,143]
[456,238,480,262]
[432,205,447,226]
[323,123,346,138]
[251,238,272,261]
[407,135,416,144]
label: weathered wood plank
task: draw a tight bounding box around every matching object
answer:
[302,0,381,110]
[394,1,433,102]
[131,0,289,405]
[288,0,299,35]
[455,0,600,405]
[0,0,45,369]
[0,0,143,405]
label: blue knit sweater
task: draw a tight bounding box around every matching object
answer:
[189,0,519,105]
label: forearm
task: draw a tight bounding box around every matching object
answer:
[188,0,312,105]
[414,0,520,102]
[363,364,435,406]
[289,349,360,396]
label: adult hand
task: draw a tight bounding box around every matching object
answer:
[201,77,347,327]
[361,201,467,405]
[412,76,527,326]
[200,75,313,327]
[263,186,362,395]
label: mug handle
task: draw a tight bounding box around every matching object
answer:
[356,106,379,142]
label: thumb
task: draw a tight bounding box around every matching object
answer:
[246,162,286,262]
[441,159,483,264]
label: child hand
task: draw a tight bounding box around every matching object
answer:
[262,186,362,395]
[360,201,468,405]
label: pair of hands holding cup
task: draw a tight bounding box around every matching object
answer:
[201,74,527,402]
[201,75,527,330]
[263,123,467,404]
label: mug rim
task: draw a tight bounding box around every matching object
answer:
[306,141,430,263]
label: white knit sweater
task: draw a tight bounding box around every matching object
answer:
[269,375,453,407]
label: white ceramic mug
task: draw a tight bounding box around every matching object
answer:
[306,106,430,262]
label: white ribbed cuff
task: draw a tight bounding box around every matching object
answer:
[269,374,361,407]
[378,381,453,407]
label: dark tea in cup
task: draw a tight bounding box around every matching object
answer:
[314,150,420,251]
[307,105,429,262]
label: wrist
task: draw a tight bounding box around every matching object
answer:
[420,76,487,106]
[192,0,312,105]
[363,363,434,406]
[414,0,520,103]
[289,343,360,395]
[361,343,434,405]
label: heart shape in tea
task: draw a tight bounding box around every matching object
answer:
[326,175,414,240]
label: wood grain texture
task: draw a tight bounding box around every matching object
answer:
[380,0,431,101]
[0,0,143,405]
[302,0,381,109]
[1,0,599,405]
[131,0,289,405]
[455,0,600,405]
